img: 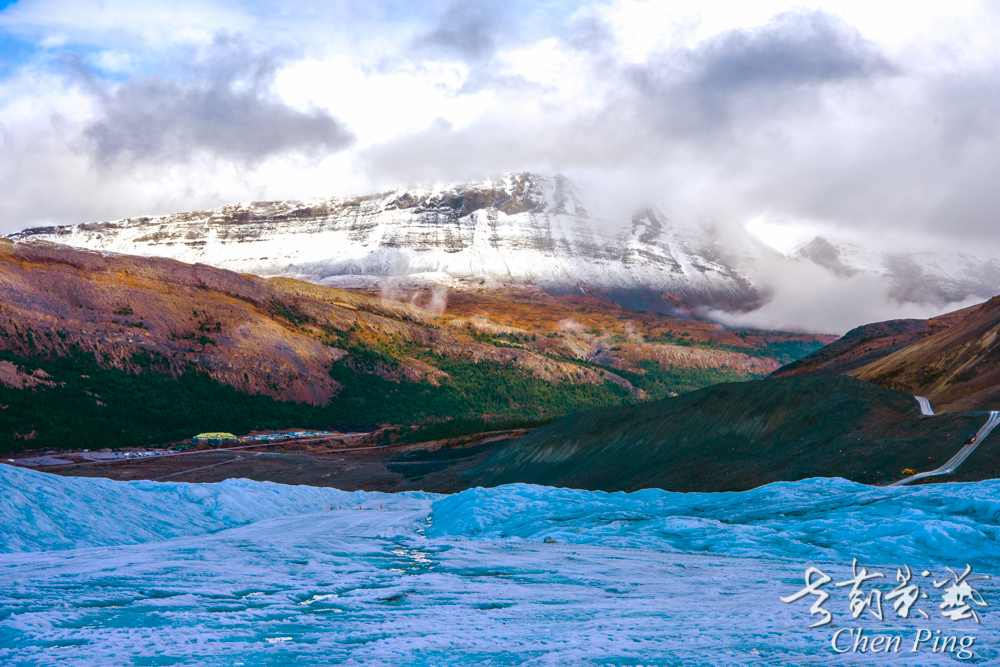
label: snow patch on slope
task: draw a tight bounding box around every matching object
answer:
[7,174,762,309]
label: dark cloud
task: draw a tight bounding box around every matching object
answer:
[82,38,354,166]
[414,0,509,61]
[694,11,891,92]
[629,10,894,136]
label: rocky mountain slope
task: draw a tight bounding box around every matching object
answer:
[772,297,1000,412]
[851,295,1000,412]
[9,174,761,315]
[11,173,1000,319]
[772,304,978,378]
[0,240,829,450]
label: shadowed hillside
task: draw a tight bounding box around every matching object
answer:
[772,296,1000,413]
[26,375,991,492]
[427,375,981,492]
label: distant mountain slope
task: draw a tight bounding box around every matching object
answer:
[769,297,1000,412]
[852,295,1000,412]
[769,319,933,377]
[12,173,1000,319]
[792,237,1000,306]
[431,375,980,491]
[772,304,978,378]
[7,173,762,314]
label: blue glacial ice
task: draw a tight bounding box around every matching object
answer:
[1,464,434,553]
[1,464,998,666]
[426,478,1000,568]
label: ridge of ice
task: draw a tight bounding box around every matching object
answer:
[0,465,436,553]
[6,465,1000,571]
[426,479,1000,568]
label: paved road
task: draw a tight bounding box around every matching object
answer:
[890,409,1000,486]
[915,396,935,416]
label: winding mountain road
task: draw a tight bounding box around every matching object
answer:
[890,403,1000,486]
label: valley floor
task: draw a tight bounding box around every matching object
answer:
[4,437,509,493]
[11,419,1000,492]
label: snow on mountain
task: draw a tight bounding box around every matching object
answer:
[793,236,1000,305]
[9,173,1000,317]
[8,173,762,313]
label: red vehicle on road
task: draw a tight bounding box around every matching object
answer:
[965,433,978,445]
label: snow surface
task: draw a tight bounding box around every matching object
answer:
[1,465,997,665]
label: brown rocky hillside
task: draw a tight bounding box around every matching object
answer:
[851,296,1000,412]
[0,239,837,451]
[771,297,1000,412]
[0,240,648,404]
[772,305,976,379]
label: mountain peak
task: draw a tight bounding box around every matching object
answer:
[7,172,757,316]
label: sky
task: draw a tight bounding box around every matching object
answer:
[2,0,1000,331]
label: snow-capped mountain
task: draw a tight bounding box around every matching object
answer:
[8,173,762,314]
[9,172,1000,317]
[792,237,1000,305]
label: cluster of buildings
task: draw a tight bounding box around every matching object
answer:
[189,430,336,447]
[244,431,335,442]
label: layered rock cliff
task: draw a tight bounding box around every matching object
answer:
[9,173,762,314]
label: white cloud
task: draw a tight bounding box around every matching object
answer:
[708,259,987,335]
[0,0,251,48]
[91,50,136,73]
[743,217,831,256]
[274,57,491,148]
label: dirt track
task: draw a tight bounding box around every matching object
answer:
[22,434,520,493]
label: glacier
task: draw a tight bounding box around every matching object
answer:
[1,464,997,665]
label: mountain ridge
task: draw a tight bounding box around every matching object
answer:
[9,173,762,316]
[11,172,999,325]
[851,295,1000,412]
[771,297,1000,413]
